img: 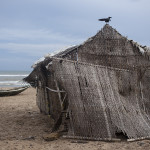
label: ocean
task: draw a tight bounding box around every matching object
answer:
[0,71,30,87]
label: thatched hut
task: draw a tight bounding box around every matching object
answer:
[25,24,150,141]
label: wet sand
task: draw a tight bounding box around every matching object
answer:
[0,88,150,150]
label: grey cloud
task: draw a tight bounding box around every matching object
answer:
[0,28,84,43]
[0,43,68,56]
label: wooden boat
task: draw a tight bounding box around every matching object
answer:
[0,86,29,97]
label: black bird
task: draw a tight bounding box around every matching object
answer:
[98,17,112,23]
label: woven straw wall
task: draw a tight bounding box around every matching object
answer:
[52,58,150,140]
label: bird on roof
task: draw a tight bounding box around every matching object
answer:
[98,17,112,23]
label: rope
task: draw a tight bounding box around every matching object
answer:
[45,86,66,93]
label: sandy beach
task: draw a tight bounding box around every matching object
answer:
[0,87,150,150]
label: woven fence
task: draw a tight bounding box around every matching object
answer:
[52,58,150,140]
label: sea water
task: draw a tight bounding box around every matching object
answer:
[0,71,30,87]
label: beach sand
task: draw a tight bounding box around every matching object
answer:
[0,88,150,150]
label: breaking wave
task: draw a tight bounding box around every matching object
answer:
[0,74,28,77]
[0,81,29,87]
[0,71,30,87]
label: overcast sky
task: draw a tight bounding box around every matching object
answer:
[0,0,150,71]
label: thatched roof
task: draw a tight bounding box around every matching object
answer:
[31,24,150,70]
[129,40,150,55]
[31,45,79,69]
[25,24,150,84]
[23,45,79,84]
[79,24,150,56]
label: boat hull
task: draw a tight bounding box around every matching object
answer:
[0,86,29,97]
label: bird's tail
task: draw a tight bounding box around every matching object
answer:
[99,19,105,21]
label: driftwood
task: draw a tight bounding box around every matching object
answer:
[63,135,121,142]
[127,136,150,142]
